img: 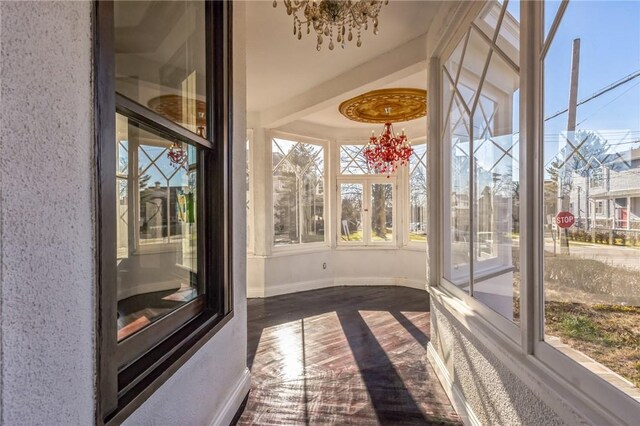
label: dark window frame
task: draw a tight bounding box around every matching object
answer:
[94,1,233,424]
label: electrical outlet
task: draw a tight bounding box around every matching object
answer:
[322,262,327,269]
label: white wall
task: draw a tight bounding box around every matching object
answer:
[0,2,95,423]
[0,2,248,424]
[248,248,427,298]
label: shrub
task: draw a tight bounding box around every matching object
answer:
[544,253,640,304]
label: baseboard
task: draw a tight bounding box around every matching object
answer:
[427,342,481,426]
[209,368,251,426]
[334,276,427,290]
[265,279,335,297]
[246,286,264,299]
[253,278,427,298]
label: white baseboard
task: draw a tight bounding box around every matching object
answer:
[246,286,264,299]
[251,277,427,298]
[265,279,334,297]
[334,276,427,290]
[209,367,251,426]
[427,343,481,426]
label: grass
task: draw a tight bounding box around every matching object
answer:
[545,301,640,389]
[409,232,427,241]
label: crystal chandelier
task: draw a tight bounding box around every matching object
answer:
[364,118,413,176]
[273,0,388,51]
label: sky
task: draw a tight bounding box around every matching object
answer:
[543,0,640,164]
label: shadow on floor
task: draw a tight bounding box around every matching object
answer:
[236,286,461,425]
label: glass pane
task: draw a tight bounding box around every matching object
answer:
[456,27,491,111]
[340,183,363,242]
[273,138,325,245]
[444,90,471,290]
[543,1,640,393]
[371,183,393,242]
[495,0,520,68]
[114,1,206,136]
[409,144,428,242]
[444,30,467,83]
[340,144,374,174]
[116,113,200,342]
[474,1,503,42]
[544,1,562,41]
[472,49,520,322]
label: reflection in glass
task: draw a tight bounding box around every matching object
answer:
[409,144,428,242]
[444,85,471,290]
[543,0,640,391]
[116,113,200,341]
[114,1,206,135]
[272,138,325,245]
[472,48,520,322]
[371,183,393,242]
[340,183,363,242]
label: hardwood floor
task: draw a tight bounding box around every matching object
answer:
[235,286,461,425]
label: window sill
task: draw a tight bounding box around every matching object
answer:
[428,285,637,425]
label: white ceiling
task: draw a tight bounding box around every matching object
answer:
[246,0,440,121]
[302,71,428,129]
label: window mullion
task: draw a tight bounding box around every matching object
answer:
[520,0,544,354]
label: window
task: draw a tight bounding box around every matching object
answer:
[542,0,640,397]
[338,142,396,246]
[247,131,253,253]
[409,142,427,242]
[272,136,326,246]
[339,179,395,245]
[340,144,373,174]
[595,200,604,215]
[442,0,520,322]
[95,1,232,422]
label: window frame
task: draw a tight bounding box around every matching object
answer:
[336,175,398,247]
[269,130,329,251]
[94,1,233,424]
[429,1,640,423]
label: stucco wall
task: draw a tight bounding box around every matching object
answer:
[429,298,588,425]
[1,2,249,425]
[0,2,95,423]
[122,2,249,425]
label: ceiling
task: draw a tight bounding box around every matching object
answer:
[246,0,440,127]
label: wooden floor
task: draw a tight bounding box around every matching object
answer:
[234,286,461,425]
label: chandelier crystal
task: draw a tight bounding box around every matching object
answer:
[364,121,413,176]
[273,0,388,51]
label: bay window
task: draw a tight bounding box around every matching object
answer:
[442,0,520,323]
[435,0,640,420]
[542,0,640,398]
[95,1,232,423]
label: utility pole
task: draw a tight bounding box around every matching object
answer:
[559,38,580,254]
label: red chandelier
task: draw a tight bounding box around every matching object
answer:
[364,122,413,176]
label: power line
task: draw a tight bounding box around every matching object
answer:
[544,69,640,122]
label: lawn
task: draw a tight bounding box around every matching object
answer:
[545,301,640,389]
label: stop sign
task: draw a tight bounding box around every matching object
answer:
[555,211,575,229]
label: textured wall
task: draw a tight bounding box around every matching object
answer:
[430,299,588,425]
[0,2,95,424]
[122,2,249,424]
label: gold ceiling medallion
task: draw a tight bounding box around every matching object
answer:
[339,88,427,123]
